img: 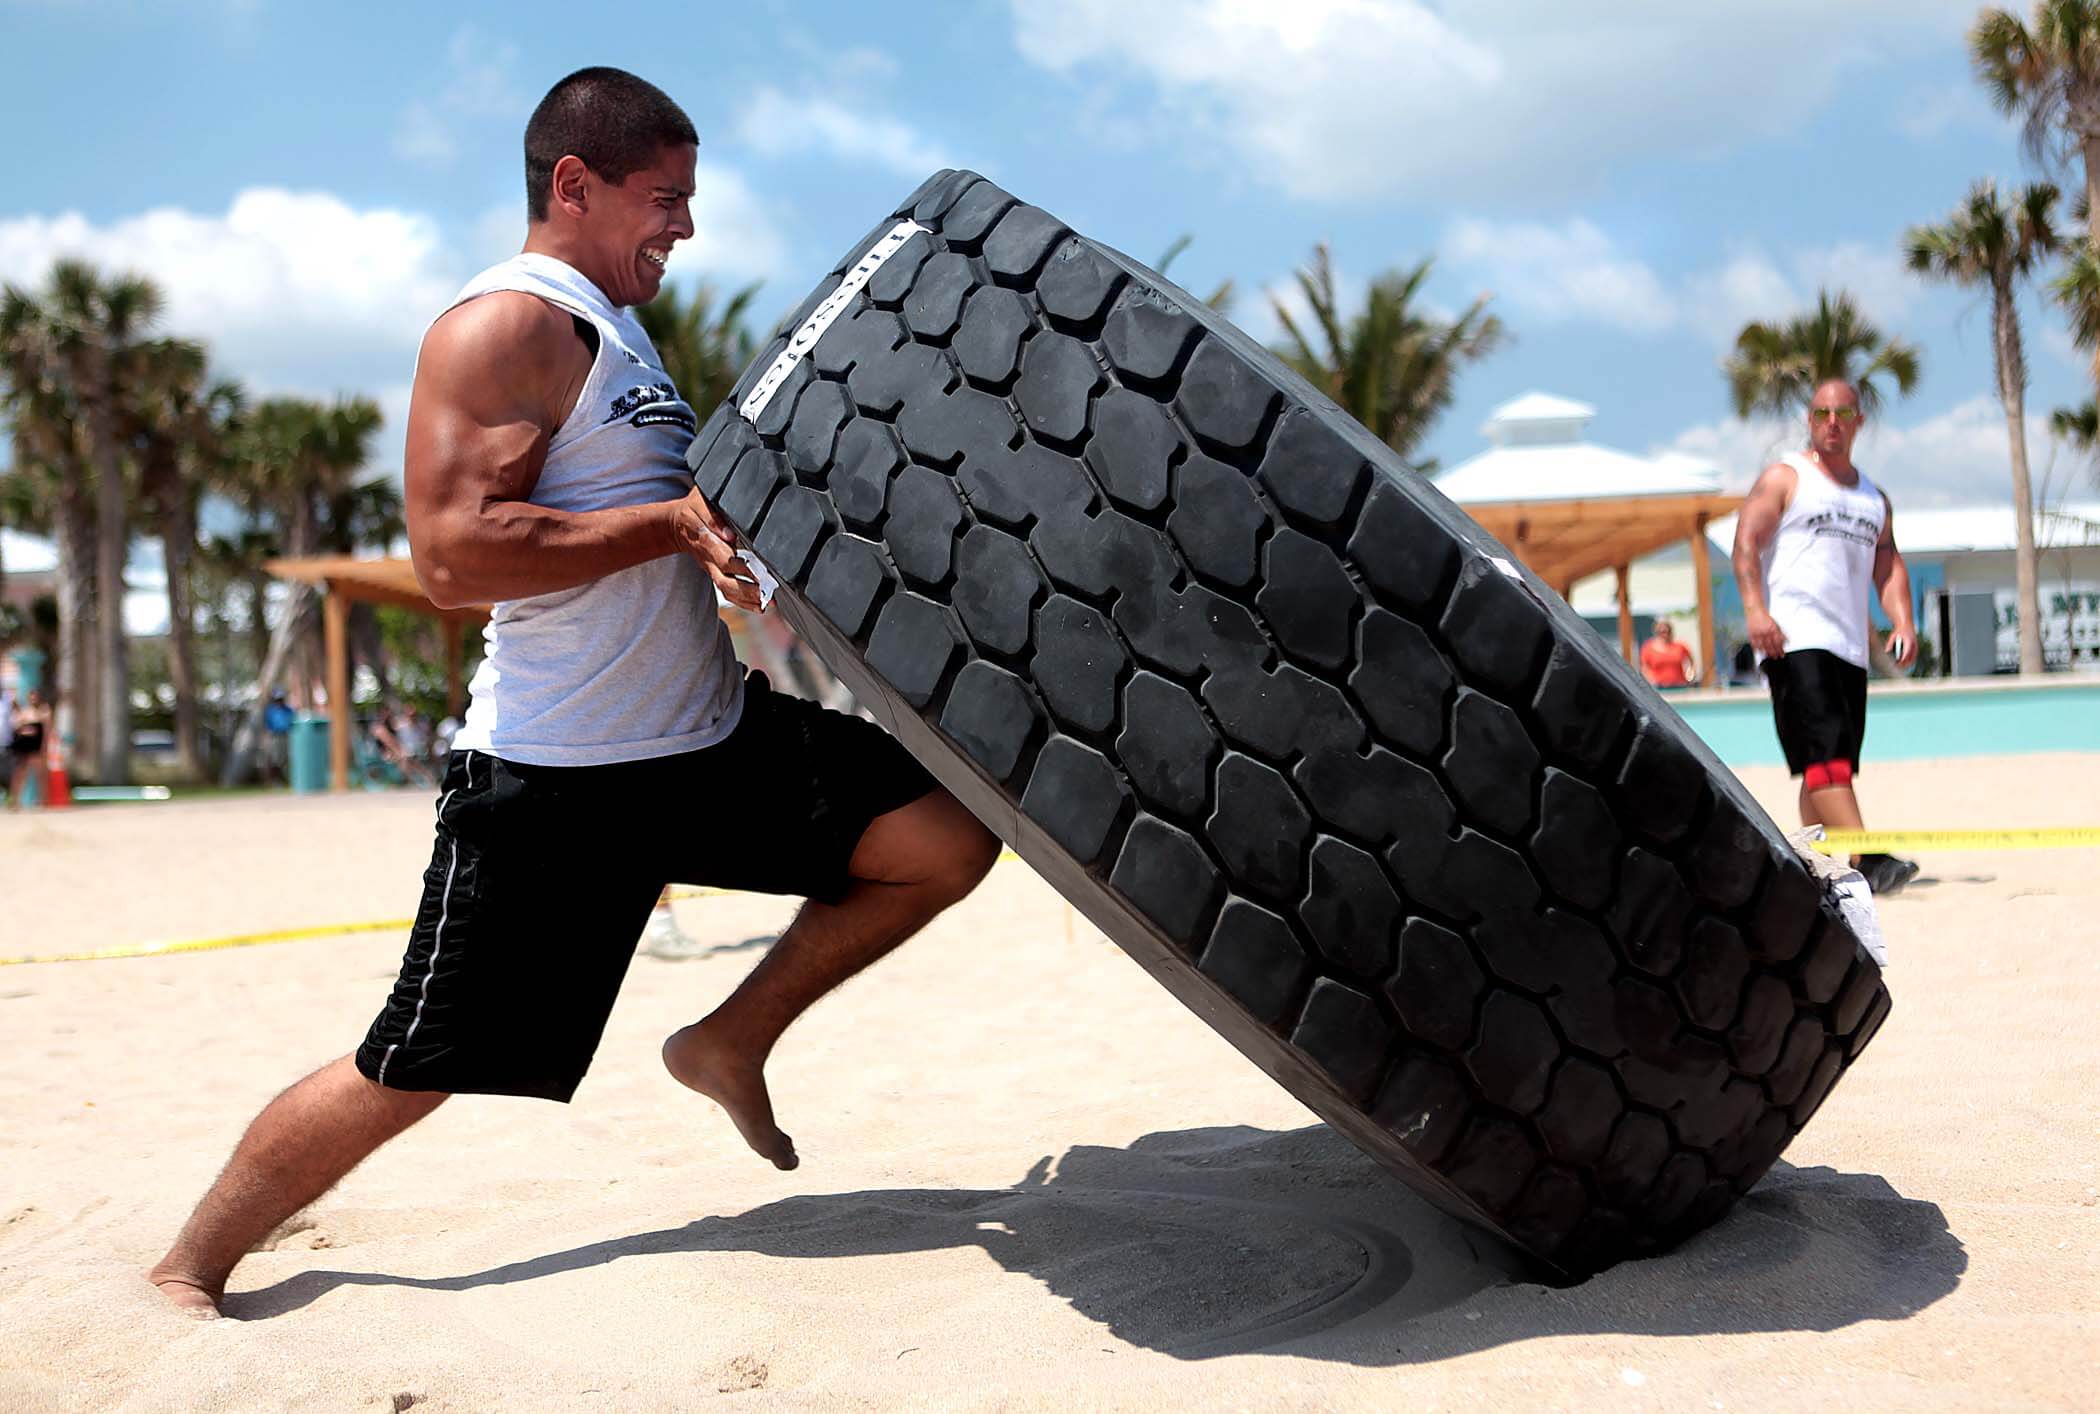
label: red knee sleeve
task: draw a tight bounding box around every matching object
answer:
[1804,759,1853,789]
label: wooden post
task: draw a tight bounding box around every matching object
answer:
[1690,514,1716,687]
[444,619,466,718]
[323,586,350,792]
[1614,563,1635,666]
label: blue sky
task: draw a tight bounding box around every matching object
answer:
[4,0,2097,511]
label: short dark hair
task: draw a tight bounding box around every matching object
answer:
[524,67,697,222]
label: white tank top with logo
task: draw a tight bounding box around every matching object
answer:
[1759,451,1887,670]
[445,253,744,766]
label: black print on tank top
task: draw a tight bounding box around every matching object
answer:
[1801,508,1881,549]
[603,381,697,435]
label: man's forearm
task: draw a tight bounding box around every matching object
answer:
[413,498,678,609]
[1732,545,1769,617]
[1877,560,1915,633]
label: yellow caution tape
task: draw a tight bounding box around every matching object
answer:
[0,918,417,967]
[3,849,1030,967]
[1813,828,2100,853]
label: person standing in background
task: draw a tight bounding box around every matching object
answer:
[1639,618,1697,689]
[7,689,51,810]
[1731,378,1919,895]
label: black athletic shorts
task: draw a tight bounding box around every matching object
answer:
[1761,648,1868,777]
[354,672,937,1102]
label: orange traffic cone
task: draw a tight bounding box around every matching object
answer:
[43,737,72,808]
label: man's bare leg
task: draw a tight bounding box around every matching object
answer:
[1802,780,1867,864]
[147,1056,447,1317]
[663,789,998,1168]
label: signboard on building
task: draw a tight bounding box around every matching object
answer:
[1996,583,2100,670]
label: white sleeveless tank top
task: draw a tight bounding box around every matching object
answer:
[445,253,744,765]
[1759,451,1887,669]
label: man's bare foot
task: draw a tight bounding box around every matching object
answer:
[662,1023,798,1170]
[146,1268,222,1319]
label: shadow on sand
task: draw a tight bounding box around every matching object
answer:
[234,1125,1964,1361]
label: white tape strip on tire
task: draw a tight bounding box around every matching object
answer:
[738,220,928,423]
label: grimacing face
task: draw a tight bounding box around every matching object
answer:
[564,140,697,309]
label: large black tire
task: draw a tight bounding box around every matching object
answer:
[686,171,1891,1278]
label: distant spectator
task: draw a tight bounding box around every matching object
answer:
[369,704,435,786]
[0,685,14,804]
[262,689,295,785]
[396,707,430,764]
[434,713,461,760]
[7,689,52,810]
[1639,619,1697,689]
[1728,640,1760,688]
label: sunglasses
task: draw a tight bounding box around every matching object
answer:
[1809,406,1861,423]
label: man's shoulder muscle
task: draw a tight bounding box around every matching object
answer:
[419,292,589,419]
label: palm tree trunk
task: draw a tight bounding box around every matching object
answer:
[1994,275,2046,676]
[221,583,314,786]
[2084,133,2100,260]
[52,476,95,773]
[350,602,390,706]
[246,570,272,671]
[160,493,204,779]
[86,385,131,783]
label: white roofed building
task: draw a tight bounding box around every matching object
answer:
[1703,499,2100,674]
[1435,393,1741,682]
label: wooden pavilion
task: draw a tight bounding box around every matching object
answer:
[1436,394,1742,684]
[265,555,488,792]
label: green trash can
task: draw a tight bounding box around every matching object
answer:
[288,715,331,794]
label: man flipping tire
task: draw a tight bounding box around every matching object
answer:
[1732,377,1919,896]
[148,68,999,1318]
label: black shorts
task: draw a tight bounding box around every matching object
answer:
[1761,648,1868,777]
[354,672,937,1101]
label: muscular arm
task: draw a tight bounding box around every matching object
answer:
[405,292,759,611]
[1731,461,1795,657]
[1873,490,1917,668]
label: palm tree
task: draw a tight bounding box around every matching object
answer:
[1906,180,2063,675]
[218,395,385,782]
[1972,4,2100,255]
[5,261,167,781]
[125,336,243,778]
[1155,235,1236,313]
[1724,289,1923,419]
[2052,400,2100,491]
[634,279,760,417]
[0,289,99,768]
[1269,244,1505,469]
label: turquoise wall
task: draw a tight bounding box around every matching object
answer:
[1669,681,2100,766]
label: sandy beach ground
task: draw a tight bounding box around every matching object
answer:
[1,754,2095,1410]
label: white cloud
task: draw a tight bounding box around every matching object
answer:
[1235,260,1371,349]
[0,170,787,480]
[1663,396,2052,508]
[1443,217,1676,333]
[734,87,953,178]
[1440,216,1921,347]
[6,194,450,489]
[1680,242,1918,349]
[0,190,460,391]
[665,163,791,286]
[393,100,457,166]
[1680,252,1798,348]
[1795,242,1919,323]
[1656,416,1794,494]
[393,26,527,167]
[1009,0,1975,202]
[2040,318,2089,375]
[1893,83,2003,139]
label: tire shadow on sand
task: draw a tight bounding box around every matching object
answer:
[231,1125,1964,1362]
